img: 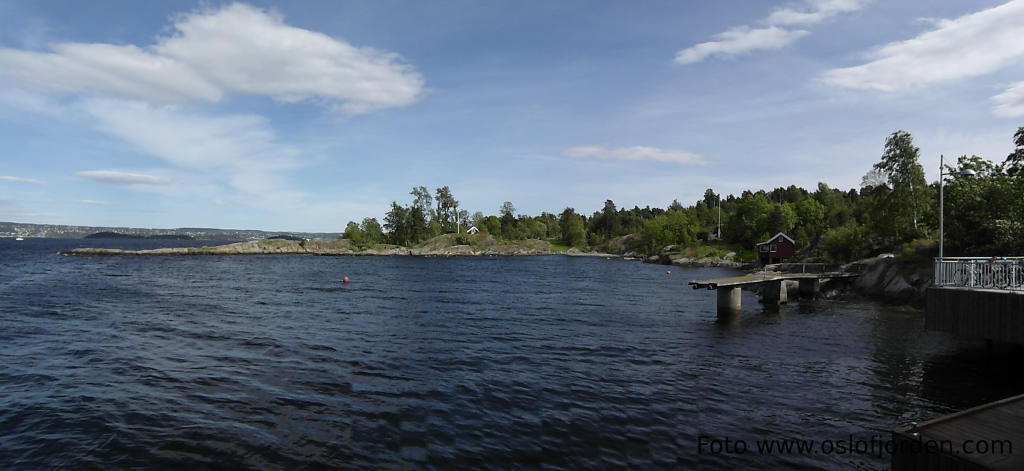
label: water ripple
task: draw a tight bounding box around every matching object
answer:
[3,240,1022,469]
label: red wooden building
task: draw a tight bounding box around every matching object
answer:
[757,232,795,264]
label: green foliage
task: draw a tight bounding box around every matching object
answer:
[590,200,621,240]
[793,198,826,244]
[1005,126,1024,177]
[682,243,734,259]
[499,201,516,218]
[559,208,587,247]
[547,240,571,253]
[361,218,383,244]
[369,128,1024,263]
[896,239,935,265]
[453,233,483,246]
[822,224,867,263]
[343,221,365,246]
[639,210,698,256]
[943,154,1024,255]
[872,130,930,240]
[724,193,774,246]
[434,186,458,232]
[410,186,432,216]
[482,215,501,236]
[384,202,410,246]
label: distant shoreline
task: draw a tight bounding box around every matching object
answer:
[59,237,618,258]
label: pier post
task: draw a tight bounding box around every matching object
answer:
[717,287,742,318]
[761,280,788,304]
[798,278,820,298]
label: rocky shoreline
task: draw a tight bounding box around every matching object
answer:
[60,237,564,257]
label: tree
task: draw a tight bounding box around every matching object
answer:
[408,205,428,244]
[1005,126,1024,177]
[361,218,383,244]
[471,211,485,228]
[701,189,717,208]
[873,130,929,238]
[499,201,517,238]
[482,215,501,236]
[724,193,774,246]
[559,207,586,247]
[499,201,516,218]
[384,202,410,246]
[600,200,621,238]
[860,168,887,189]
[793,198,826,244]
[410,186,433,219]
[813,183,852,229]
[944,155,1022,255]
[434,186,458,232]
[767,202,797,236]
[822,223,867,263]
[639,210,698,255]
[343,221,365,246]
[538,212,560,238]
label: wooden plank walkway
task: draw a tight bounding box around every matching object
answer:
[892,393,1024,470]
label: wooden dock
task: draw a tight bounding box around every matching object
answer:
[892,393,1024,471]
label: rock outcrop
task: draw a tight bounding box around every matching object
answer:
[851,257,932,306]
[60,235,559,257]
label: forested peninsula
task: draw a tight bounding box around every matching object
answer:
[66,129,1024,266]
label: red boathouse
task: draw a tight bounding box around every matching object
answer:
[757,232,795,264]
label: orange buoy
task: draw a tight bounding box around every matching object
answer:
[343,277,350,284]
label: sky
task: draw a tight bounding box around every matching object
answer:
[1,0,1023,232]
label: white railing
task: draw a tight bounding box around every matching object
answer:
[934,257,1024,291]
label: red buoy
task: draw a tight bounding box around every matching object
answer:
[343,276,350,284]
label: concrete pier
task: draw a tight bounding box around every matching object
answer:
[798,278,820,298]
[760,280,788,304]
[690,272,858,317]
[717,287,742,318]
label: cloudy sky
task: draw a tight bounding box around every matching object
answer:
[1,0,1023,231]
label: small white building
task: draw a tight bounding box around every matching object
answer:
[466,226,480,234]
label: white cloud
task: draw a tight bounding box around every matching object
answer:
[75,98,310,207]
[675,0,867,64]
[992,81,1024,117]
[563,145,707,166]
[0,175,49,186]
[821,0,1024,91]
[79,99,297,171]
[77,170,171,185]
[78,199,113,206]
[0,3,423,113]
[766,0,868,26]
[675,27,809,65]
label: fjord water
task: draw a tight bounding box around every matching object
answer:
[2,239,1021,469]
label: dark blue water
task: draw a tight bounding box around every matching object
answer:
[2,239,1022,470]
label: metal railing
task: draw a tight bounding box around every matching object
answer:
[934,257,1024,291]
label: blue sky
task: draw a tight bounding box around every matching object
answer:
[1,0,1023,232]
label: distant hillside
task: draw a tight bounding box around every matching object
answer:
[0,221,342,240]
[84,231,194,240]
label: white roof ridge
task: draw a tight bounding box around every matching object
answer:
[756,232,795,245]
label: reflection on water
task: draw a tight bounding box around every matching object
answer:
[0,238,1021,470]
